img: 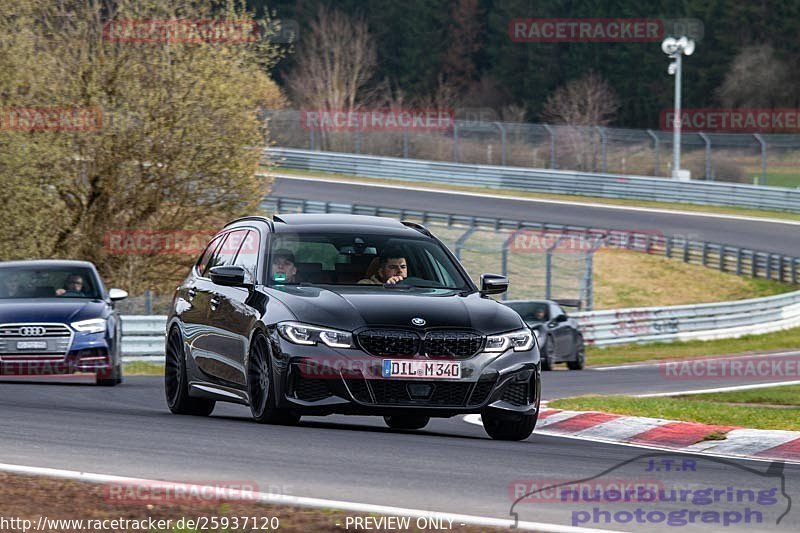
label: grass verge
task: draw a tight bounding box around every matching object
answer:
[549,385,800,431]
[0,472,496,532]
[587,326,800,367]
[123,360,164,376]
[269,167,800,223]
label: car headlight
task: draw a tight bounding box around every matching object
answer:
[277,322,354,348]
[485,328,534,352]
[71,318,107,334]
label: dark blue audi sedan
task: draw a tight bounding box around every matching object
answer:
[0,260,128,385]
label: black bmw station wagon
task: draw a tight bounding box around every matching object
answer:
[166,214,541,440]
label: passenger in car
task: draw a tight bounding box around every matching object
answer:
[271,249,297,283]
[358,249,408,285]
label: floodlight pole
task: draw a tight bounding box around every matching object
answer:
[672,52,682,179]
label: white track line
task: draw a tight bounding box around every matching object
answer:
[636,380,800,397]
[268,173,800,227]
[0,462,619,533]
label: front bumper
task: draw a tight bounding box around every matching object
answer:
[270,333,541,417]
[0,331,114,376]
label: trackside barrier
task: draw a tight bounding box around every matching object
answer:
[571,290,800,346]
[120,289,800,357]
[264,148,800,213]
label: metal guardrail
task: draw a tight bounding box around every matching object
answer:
[120,288,800,356]
[572,290,800,346]
[263,196,800,285]
[121,315,166,356]
[265,148,800,213]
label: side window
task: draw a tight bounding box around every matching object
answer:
[196,236,224,276]
[204,230,247,276]
[233,230,261,281]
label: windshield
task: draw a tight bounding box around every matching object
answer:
[0,266,102,300]
[507,302,550,323]
[267,232,471,290]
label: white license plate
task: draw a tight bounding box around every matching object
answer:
[382,359,461,379]
[17,341,48,350]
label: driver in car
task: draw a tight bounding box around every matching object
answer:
[271,249,298,283]
[56,274,85,296]
[359,249,408,285]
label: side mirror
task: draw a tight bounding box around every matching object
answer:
[480,273,508,295]
[209,265,249,287]
[108,288,128,301]
[554,314,567,323]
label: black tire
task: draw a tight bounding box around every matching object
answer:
[165,328,215,416]
[383,414,430,430]
[567,335,586,370]
[248,334,300,425]
[482,411,538,441]
[540,334,555,371]
[96,363,123,386]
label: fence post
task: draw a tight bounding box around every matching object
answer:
[754,133,767,185]
[493,122,507,166]
[718,246,725,272]
[453,121,460,163]
[309,129,315,151]
[501,233,516,301]
[455,226,477,260]
[698,132,712,180]
[354,122,362,154]
[403,125,409,158]
[647,129,659,176]
[596,126,608,172]
[544,124,557,169]
[736,249,743,275]
[144,290,153,315]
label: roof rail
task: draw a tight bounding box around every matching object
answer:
[224,216,274,231]
[401,221,432,237]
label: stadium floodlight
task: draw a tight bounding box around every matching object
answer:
[662,36,696,180]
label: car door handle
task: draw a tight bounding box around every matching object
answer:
[210,296,220,309]
[187,288,197,300]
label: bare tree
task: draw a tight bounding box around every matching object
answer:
[541,73,619,126]
[285,6,377,111]
[540,74,619,171]
[717,44,794,108]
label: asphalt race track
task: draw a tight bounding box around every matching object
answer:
[1,357,798,532]
[271,176,800,257]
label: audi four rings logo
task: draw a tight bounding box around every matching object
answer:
[411,317,426,326]
[19,326,46,336]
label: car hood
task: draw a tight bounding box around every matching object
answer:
[267,286,524,334]
[0,299,107,324]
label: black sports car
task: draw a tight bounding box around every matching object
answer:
[166,214,541,440]
[503,300,585,371]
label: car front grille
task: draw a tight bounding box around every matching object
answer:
[356,330,420,357]
[501,381,530,406]
[423,331,483,358]
[356,329,483,359]
[0,323,73,359]
[368,380,473,406]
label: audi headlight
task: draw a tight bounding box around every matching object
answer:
[485,328,534,352]
[277,322,354,348]
[71,318,107,334]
